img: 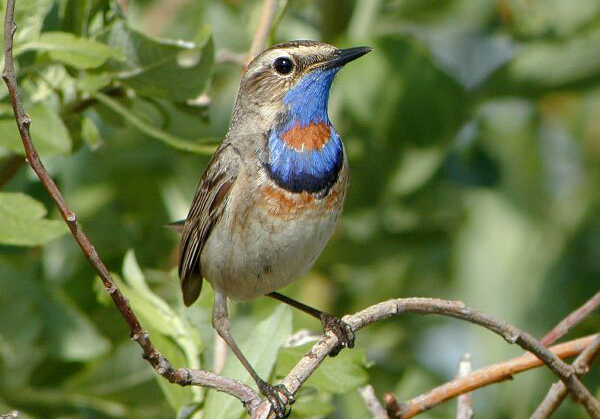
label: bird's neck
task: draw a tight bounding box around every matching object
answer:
[265,69,344,194]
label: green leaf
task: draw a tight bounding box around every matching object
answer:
[0,192,68,246]
[120,251,203,361]
[148,325,198,411]
[77,73,112,93]
[510,28,600,86]
[41,290,111,361]
[91,91,217,154]
[114,251,204,410]
[0,101,71,156]
[275,343,368,394]
[203,305,293,419]
[0,260,45,388]
[104,22,214,101]
[66,341,155,395]
[290,391,334,417]
[18,32,123,69]
[0,0,54,45]
[421,29,517,90]
[81,116,102,149]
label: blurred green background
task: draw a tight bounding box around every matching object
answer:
[0,0,599,417]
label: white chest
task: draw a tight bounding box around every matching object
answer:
[201,167,347,300]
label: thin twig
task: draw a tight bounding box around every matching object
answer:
[529,290,600,416]
[216,49,247,66]
[2,0,260,412]
[532,334,600,419]
[359,385,387,419]
[541,291,600,346]
[246,0,279,64]
[253,299,600,418]
[398,334,598,418]
[456,353,474,419]
[214,332,228,374]
[384,392,403,419]
[116,0,129,15]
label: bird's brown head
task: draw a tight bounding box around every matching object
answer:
[230,40,371,131]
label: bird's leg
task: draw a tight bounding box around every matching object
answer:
[212,292,294,418]
[266,292,355,357]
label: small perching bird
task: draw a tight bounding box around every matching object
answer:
[178,40,371,418]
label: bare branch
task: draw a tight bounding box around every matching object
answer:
[532,334,600,419]
[214,332,228,374]
[2,0,260,411]
[252,299,599,418]
[541,291,600,346]
[359,385,387,419]
[399,334,598,418]
[246,0,279,64]
[217,49,247,66]
[456,353,473,419]
[384,392,403,419]
[116,0,129,15]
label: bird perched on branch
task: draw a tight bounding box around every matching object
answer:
[178,40,371,418]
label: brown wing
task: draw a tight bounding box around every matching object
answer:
[178,143,239,306]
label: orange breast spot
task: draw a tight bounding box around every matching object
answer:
[261,185,318,219]
[281,122,331,151]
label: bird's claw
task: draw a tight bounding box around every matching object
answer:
[320,313,355,357]
[257,379,295,418]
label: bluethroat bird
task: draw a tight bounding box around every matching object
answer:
[178,40,371,418]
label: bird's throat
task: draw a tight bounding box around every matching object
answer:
[265,68,344,194]
[266,119,343,194]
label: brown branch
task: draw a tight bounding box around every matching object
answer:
[456,353,474,419]
[246,0,279,64]
[252,299,600,418]
[399,334,598,418]
[541,291,600,346]
[528,289,600,416]
[532,334,600,419]
[385,392,403,419]
[2,0,260,412]
[359,385,387,419]
[116,0,129,15]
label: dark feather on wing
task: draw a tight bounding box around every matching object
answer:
[178,143,239,306]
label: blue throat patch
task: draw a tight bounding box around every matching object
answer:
[266,68,344,194]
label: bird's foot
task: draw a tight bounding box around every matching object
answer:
[257,379,295,419]
[320,313,355,357]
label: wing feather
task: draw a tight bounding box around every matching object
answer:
[178,143,239,306]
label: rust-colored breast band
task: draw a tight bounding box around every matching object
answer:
[281,121,331,151]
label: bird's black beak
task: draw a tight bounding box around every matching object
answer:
[320,46,372,70]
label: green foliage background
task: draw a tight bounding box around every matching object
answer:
[1,0,599,418]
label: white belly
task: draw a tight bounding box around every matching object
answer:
[201,179,345,300]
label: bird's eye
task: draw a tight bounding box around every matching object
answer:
[273,57,294,75]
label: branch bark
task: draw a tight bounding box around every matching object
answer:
[456,353,474,419]
[399,334,598,418]
[252,299,600,418]
[540,291,600,346]
[2,0,260,412]
[246,0,279,64]
[359,385,387,419]
[532,334,600,419]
